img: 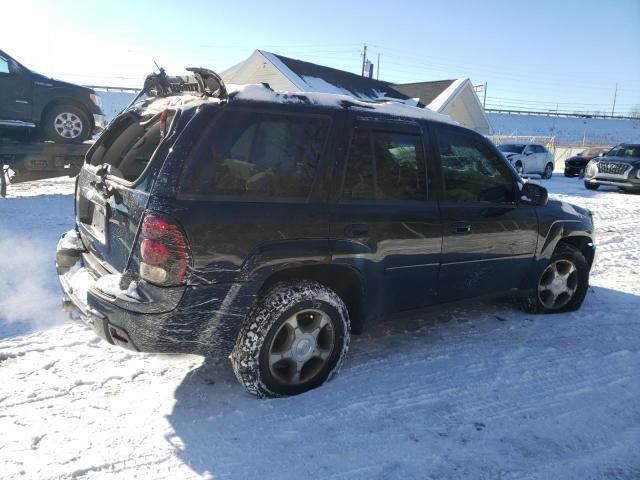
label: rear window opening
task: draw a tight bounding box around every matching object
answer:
[87,110,176,182]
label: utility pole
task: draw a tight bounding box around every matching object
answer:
[377,53,380,80]
[611,83,618,116]
[483,82,487,109]
[361,44,367,77]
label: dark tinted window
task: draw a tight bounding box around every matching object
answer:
[180,110,330,200]
[342,129,426,201]
[534,145,546,154]
[437,127,514,203]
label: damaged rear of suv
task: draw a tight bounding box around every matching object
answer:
[58,67,595,398]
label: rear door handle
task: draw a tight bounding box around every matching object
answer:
[450,222,472,234]
[345,223,369,237]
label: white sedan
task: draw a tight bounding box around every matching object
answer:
[498,143,555,179]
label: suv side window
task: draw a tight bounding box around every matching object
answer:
[342,128,426,201]
[436,126,514,203]
[0,55,9,74]
[180,110,330,200]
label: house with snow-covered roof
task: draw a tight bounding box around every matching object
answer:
[222,50,492,134]
[393,79,492,135]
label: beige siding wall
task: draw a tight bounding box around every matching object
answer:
[222,53,299,91]
[441,84,492,135]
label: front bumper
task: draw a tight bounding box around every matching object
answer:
[584,176,640,191]
[56,229,256,355]
[564,165,585,176]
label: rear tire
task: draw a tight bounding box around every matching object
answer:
[231,280,350,398]
[584,182,599,190]
[521,243,589,314]
[43,105,90,144]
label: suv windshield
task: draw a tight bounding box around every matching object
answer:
[498,144,525,154]
[606,145,640,159]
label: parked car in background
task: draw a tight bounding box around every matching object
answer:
[497,143,555,179]
[56,69,595,398]
[0,49,105,143]
[584,143,640,193]
[564,147,609,177]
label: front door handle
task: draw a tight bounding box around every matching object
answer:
[450,222,472,234]
[345,223,369,237]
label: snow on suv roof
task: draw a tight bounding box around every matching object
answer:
[226,83,456,124]
[130,82,457,126]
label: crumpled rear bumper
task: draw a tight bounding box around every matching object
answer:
[56,229,138,350]
[56,229,256,356]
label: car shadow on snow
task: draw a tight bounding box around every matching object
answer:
[166,285,640,479]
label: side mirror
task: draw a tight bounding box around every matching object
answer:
[520,182,548,206]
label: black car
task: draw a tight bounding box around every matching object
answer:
[564,147,609,177]
[56,69,596,398]
[584,143,640,192]
[0,49,105,143]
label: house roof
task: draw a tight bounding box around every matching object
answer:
[262,51,410,101]
[391,80,457,107]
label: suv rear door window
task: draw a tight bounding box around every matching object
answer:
[179,110,330,200]
[436,126,514,203]
[342,129,426,201]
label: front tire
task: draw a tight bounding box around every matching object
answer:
[521,243,589,314]
[43,105,90,144]
[543,163,554,179]
[231,280,351,398]
[584,182,599,190]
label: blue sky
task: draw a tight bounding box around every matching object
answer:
[2,0,639,114]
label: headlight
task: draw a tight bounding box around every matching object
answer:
[586,161,597,178]
[90,93,102,107]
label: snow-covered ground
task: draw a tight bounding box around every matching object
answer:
[1,176,639,479]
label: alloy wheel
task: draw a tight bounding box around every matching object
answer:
[268,309,335,385]
[54,112,83,139]
[545,164,553,179]
[538,259,578,310]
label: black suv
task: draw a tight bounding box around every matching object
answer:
[0,49,105,143]
[583,143,640,193]
[56,69,596,398]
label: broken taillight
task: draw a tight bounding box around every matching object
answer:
[138,212,190,285]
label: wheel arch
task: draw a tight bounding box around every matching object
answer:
[540,222,595,269]
[257,264,366,334]
[556,235,595,269]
